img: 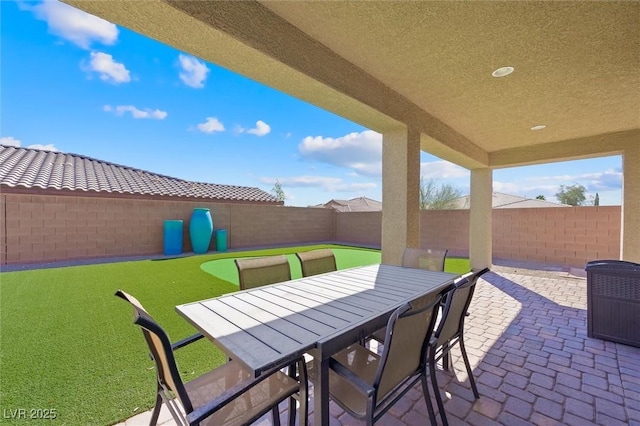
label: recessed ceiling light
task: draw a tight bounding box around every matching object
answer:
[492,66,514,77]
[531,125,546,131]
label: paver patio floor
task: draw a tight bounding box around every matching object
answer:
[118,267,640,426]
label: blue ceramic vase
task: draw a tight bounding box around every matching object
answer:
[189,208,213,254]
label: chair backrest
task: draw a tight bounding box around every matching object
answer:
[402,248,448,272]
[234,255,291,290]
[373,285,452,399]
[435,268,490,346]
[296,249,337,277]
[114,290,193,413]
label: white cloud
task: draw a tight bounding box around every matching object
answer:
[261,176,339,187]
[26,0,118,49]
[530,169,622,192]
[494,180,564,198]
[103,105,167,120]
[260,175,377,192]
[27,144,58,152]
[246,120,271,137]
[0,136,58,151]
[494,168,623,203]
[299,130,382,177]
[197,117,225,133]
[586,169,622,191]
[334,182,378,192]
[0,136,22,147]
[84,52,130,83]
[420,161,469,179]
[178,54,209,88]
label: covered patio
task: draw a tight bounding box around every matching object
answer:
[120,265,640,425]
[60,2,640,425]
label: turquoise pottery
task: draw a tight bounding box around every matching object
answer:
[189,208,213,254]
[163,220,183,255]
[215,229,228,252]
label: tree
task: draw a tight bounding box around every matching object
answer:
[594,193,600,206]
[535,195,546,200]
[419,178,462,209]
[271,179,285,203]
[555,184,586,206]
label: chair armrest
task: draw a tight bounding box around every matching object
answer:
[171,332,204,351]
[328,357,375,398]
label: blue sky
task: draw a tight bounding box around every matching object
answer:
[1,1,622,206]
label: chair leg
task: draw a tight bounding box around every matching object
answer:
[297,359,309,426]
[429,351,449,426]
[420,370,438,425]
[288,362,297,426]
[458,336,479,399]
[272,406,281,426]
[149,390,163,426]
[365,398,375,426]
[441,342,452,371]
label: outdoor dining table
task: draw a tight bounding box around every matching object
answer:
[176,263,458,426]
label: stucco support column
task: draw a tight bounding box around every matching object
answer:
[381,127,421,265]
[469,168,493,270]
[621,144,640,262]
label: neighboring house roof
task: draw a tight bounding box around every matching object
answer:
[0,145,280,204]
[450,192,570,209]
[315,196,382,212]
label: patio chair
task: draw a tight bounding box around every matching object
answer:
[235,255,291,290]
[428,268,490,425]
[295,249,337,277]
[369,247,449,344]
[308,286,453,426]
[402,247,448,272]
[115,290,308,426]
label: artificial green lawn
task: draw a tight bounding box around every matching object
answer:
[0,244,469,425]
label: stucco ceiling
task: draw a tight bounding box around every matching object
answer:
[62,1,639,169]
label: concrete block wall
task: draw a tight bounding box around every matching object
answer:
[420,209,470,257]
[0,193,336,265]
[227,204,335,248]
[492,206,621,267]
[2,194,204,264]
[339,207,619,268]
[335,212,382,247]
[0,192,622,268]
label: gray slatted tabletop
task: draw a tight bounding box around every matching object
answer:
[176,263,457,426]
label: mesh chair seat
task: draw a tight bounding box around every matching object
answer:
[295,249,337,277]
[186,361,299,426]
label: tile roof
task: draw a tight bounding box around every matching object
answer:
[316,196,382,212]
[451,191,570,209]
[0,145,279,203]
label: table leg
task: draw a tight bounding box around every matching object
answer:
[313,355,330,426]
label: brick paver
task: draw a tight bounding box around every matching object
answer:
[116,267,640,425]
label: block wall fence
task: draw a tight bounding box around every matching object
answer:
[0,193,621,268]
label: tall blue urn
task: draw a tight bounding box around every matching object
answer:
[189,208,213,254]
